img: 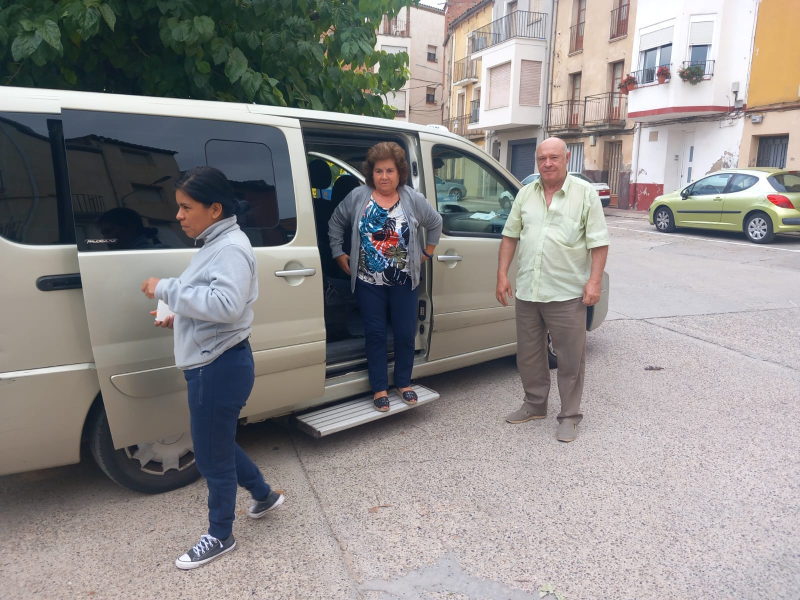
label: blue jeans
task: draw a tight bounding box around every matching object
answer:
[355,278,418,393]
[184,341,271,540]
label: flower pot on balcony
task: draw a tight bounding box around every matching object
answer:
[626,81,635,92]
[657,74,666,84]
[619,86,629,96]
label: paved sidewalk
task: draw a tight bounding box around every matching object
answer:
[604,207,649,220]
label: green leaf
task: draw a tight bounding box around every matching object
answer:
[309,95,324,111]
[0,25,8,49]
[267,77,278,87]
[11,31,42,61]
[239,69,262,100]
[99,4,116,31]
[37,20,62,52]
[211,37,229,65]
[128,3,143,20]
[193,15,214,40]
[195,59,210,74]
[20,19,36,32]
[224,47,247,83]
[193,71,210,88]
[61,67,78,84]
[171,20,191,42]
[79,6,101,40]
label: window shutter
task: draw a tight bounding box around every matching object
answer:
[488,63,511,109]
[689,21,714,45]
[519,60,542,106]
[639,26,673,50]
[388,90,406,110]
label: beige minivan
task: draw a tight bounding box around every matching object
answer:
[0,86,609,493]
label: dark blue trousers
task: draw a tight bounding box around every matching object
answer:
[184,342,271,540]
[355,278,418,393]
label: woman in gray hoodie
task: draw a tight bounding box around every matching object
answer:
[141,167,283,570]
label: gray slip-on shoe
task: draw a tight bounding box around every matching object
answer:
[505,405,547,424]
[556,421,578,442]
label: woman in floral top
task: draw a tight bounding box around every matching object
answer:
[328,142,443,412]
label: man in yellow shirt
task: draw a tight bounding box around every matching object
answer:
[497,137,609,442]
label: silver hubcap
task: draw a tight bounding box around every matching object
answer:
[125,433,194,475]
[655,210,670,230]
[748,217,768,240]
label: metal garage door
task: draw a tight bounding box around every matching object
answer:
[510,141,537,181]
[567,142,584,173]
[756,135,789,168]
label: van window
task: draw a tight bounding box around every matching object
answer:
[432,145,516,236]
[0,113,72,245]
[60,111,296,251]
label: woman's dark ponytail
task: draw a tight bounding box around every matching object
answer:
[174,166,246,219]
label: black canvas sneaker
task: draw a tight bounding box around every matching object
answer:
[175,534,236,570]
[247,490,285,519]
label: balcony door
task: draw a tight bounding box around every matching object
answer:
[570,73,582,126]
[610,62,624,121]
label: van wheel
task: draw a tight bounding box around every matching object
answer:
[653,206,676,232]
[449,188,463,201]
[88,406,200,494]
[547,333,558,370]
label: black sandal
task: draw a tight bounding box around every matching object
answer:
[398,389,418,406]
[373,395,391,412]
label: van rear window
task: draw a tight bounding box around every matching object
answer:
[0,113,72,245]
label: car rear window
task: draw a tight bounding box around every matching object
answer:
[768,172,800,193]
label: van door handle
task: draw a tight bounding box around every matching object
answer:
[36,274,82,291]
[713,197,723,201]
[437,255,463,262]
[275,268,316,278]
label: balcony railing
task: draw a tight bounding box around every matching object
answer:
[445,115,485,138]
[453,57,480,85]
[468,11,547,54]
[73,193,105,214]
[584,92,627,127]
[393,109,406,118]
[681,60,715,79]
[381,18,408,37]
[547,100,584,130]
[569,21,585,53]
[610,5,629,39]
[469,100,480,124]
[631,66,658,85]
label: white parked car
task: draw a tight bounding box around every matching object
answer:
[521,172,611,207]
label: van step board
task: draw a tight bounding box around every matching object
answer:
[295,384,439,438]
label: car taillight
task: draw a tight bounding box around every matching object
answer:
[599,189,610,196]
[768,194,796,209]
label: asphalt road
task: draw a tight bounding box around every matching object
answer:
[2,213,799,600]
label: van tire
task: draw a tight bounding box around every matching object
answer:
[88,406,200,494]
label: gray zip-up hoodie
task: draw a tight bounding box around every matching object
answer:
[328,184,443,292]
[154,216,257,370]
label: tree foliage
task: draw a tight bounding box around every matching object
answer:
[0,0,413,118]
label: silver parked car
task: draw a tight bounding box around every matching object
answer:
[521,172,611,207]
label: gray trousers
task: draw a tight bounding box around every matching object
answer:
[515,297,587,424]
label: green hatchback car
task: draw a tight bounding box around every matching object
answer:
[648,168,800,243]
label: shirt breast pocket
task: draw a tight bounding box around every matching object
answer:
[559,215,581,246]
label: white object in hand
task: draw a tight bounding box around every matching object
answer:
[156,300,175,322]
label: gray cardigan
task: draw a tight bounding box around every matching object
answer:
[328,184,443,291]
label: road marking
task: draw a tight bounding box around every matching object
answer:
[607,225,800,253]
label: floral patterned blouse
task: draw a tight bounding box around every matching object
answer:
[357,197,411,286]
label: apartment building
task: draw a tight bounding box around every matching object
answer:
[626,0,757,210]
[547,0,637,208]
[460,0,555,181]
[442,0,493,150]
[738,0,799,170]
[378,3,446,125]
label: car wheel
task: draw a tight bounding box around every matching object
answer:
[88,405,200,494]
[547,333,557,370]
[653,206,676,233]
[744,212,775,244]
[449,188,463,201]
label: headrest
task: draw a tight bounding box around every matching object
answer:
[308,159,333,189]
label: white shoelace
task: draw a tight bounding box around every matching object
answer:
[192,534,218,556]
